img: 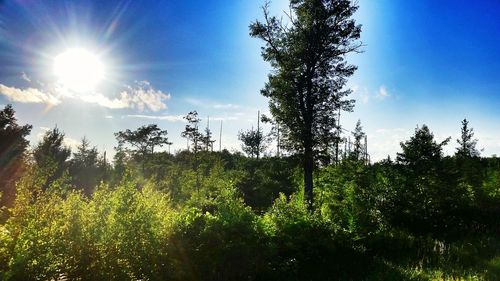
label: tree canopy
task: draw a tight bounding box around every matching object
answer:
[115,124,171,157]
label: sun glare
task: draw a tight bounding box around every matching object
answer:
[54,48,104,92]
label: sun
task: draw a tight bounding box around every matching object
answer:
[54,48,105,92]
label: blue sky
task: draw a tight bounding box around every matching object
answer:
[0,0,499,161]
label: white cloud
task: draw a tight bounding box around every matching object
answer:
[21,72,31,83]
[210,116,239,121]
[63,136,80,151]
[78,93,130,109]
[369,128,413,161]
[0,84,61,105]
[351,85,370,104]
[213,103,240,109]
[185,98,241,110]
[118,81,170,112]
[105,115,113,119]
[127,114,186,122]
[0,80,169,112]
[350,84,392,104]
[376,86,390,100]
[80,81,170,112]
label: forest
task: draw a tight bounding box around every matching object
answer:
[0,0,499,280]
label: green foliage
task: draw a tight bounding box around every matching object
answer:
[456,119,480,158]
[1,106,499,280]
[235,157,298,213]
[238,127,267,159]
[33,127,71,189]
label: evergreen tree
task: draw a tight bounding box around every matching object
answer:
[69,137,103,196]
[455,119,482,190]
[250,0,362,208]
[456,118,479,158]
[0,104,32,208]
[202,123,216,152]
[350,119,365,161]
[113,142,128,182]
[33,127,72,189]
[238,127,267,159]
[395,125,457,235]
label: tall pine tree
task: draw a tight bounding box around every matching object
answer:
[250,0,362,208]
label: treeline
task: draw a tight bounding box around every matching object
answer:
[0,104,499,280]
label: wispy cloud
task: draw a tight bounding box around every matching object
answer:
[351,84,391,104]
[185,98,241,110]
[376,86,390,100]
[213,103,240,109]
[127,114,185,122]
[210,116,239,121]
[21,72,31,83]
[0,84,61,105]
[351,85,370,104]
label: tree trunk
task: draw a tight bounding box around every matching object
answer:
[304,144,314,211]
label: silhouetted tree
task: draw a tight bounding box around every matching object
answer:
[0,104,32,209]
[181,111,203,153]
[33,127,71,189]
[456,118,479,158]
[69,137,103,196]
[115,124,170,157]
[250,0,362,208]
[455,119,483,191]
[202,121,216,152]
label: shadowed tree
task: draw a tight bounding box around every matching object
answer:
[350,119,365,161]
[238,127,267,159]
[456,118,479,158]
[395,125,458,235]
[33,127,72,189]
[202,122,216,152]
[69,137,104,196]
[455,119,482,190]
[113,142,128,182]
[250,0,362,209]
[0,104,32,209]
